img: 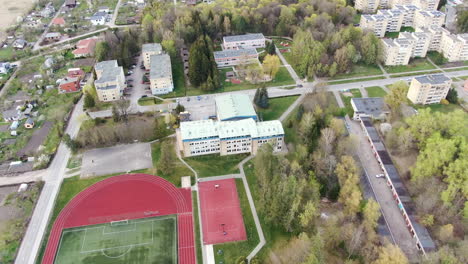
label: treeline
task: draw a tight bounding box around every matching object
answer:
[94,29,141,69]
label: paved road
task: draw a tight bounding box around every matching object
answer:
[32,2,66,51]
[15,98,84,264]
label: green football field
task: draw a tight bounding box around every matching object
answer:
[54,215,177,264]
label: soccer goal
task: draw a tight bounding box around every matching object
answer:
[110,219,129,226]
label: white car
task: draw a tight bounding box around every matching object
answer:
[375,174,385,178]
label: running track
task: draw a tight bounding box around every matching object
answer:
[41,174,196,264]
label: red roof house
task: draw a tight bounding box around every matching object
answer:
[59,77,80,93]
[72,37,98,58]
[51,17,65,27]
[67,68,85,79]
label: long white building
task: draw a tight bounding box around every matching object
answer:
[214,49,259,67]
[223,33,266,50]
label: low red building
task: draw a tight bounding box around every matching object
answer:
[59,77,80,93]
[51,17,65,27]
[72,37,98,58]
[67,68,85,79]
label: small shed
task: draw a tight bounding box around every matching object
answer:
[24,118,35,129]
[10,121,19,130]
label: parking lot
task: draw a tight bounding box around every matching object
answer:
[81,143,152,177]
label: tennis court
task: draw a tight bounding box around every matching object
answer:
[54,215,177,264]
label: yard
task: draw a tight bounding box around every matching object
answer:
[184,153,247,177]
[384,58,436,73]
[365,86,387,97]
[414,103,465,114]
[213,179,260,263]
[340,88,362,116]
[331,63,383,80]
[256,95,299,121]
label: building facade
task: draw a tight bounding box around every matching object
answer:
[407,74,452,104]
[94,60,126,102]
[360,15,388,38]
[149,53,174,95]
[440,33,468,62]
[378,9,404,32]
[382,38,412,65]
[355,0,381,13]
[223,33,266,50]
[399,31,431,57]
[413,10,445,29]
[214,49,259,67]
[394,5,419,27]
[142,43,162,69]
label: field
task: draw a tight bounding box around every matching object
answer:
[257,95,299,121]
[184,153,247,177]
[384,58,436,73]
[365,86,387,97]
[54,215,177,264]
[331,63,383,80]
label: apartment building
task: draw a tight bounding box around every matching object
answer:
[394,5,419,27]
[390,0,440,10]
[360,15,388,38]
[378,9,404,32]
[215,94,257,121]
[177,118,284,157]
[214,49,259,67]
[399,32,431,57]
[149,54,173,95]
[414,10,445,29]
[407,74,452,104]
[419,25,448,51]
[142,43,162,69]
[355,0,381,13]
[223,33,265,50]
[94,60,126,102]
[382,38,412,65]
[440,33,468,62]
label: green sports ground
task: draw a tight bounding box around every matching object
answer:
[54,215,177,264]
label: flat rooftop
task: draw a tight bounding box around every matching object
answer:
[150,54,171,79]
[215,94,257,121]
[142,43,162,54]
[414,74,450,85]
[223,33,265,43]
[214,49,258,59]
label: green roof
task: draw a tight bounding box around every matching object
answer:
[215,94,257,121]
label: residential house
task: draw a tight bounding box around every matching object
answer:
[51,17,66,27]
[142,43,162,69]
[67,68,85,79]
[0,62,10,74]
[149,54,174,95]
[13,39,26,49]
[59,77,81,93]
[94,60,125,102]
[214,49,259,67]
[407,74,452,104]
[23,17,43,29]
[72,37,98,58]
[90,12,108,26]
[24,118,35,129]
[44,32,61,41]
[215,94,257,121]
[351,97,390,120]
[40,3,55,18]
[222,33,266,50]
[98,6,110,13]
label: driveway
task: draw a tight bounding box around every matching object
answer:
[81,143,152,177]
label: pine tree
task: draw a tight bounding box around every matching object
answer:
[253,88,261,106]
[84,93,95,108]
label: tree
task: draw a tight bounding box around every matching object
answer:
[262,54,280,79]
[335,156,362,217]
[457,10,468,33]
[361,32,382,65]
[95,41,110,62]
[175,103,185,114]
[446,88,458,104]
[373,244,408,264]
[256,87,269,109]
[362,199,381,240]
[158,141,174,175]
[63,134,80,153]
[84,93,95,108]
[385,81,409,115]
[266,41,276,55]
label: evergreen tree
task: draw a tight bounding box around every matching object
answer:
[446,88,458,104]
[253,88,261,106]
[84,93,95,108]
[258,87,269,108]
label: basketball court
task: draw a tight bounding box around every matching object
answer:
[198,179,247,245]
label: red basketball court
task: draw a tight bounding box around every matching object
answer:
[198,179,247,245]
[41,174,196,264]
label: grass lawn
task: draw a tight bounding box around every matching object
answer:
[151,139,193,187]
[161,56,187,98]
[341,89,362,116]
[384,58,436,73]
[137,97,165,106]
[214,179,260,263]
[219,67,295,93]
[390,70,441,78]
[66,155,82,169]
[192,193,203,264]
[54,215,177,264]
[184,154,247,177]
[353,13,362,24]
[384,32,399,38]
[332,63,383,80]
[328,76,385,85]
[445,67,468,72]
[257,96,299,121]
[243,161,293,261]
[414,103,464,114]
[365,86,387,97]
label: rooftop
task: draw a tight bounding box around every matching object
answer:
[351,97,389,119]
[150,54,172,79]
[215,94,257,121]
[45,32,61,38]
[223,33,265,43]
[95,60,123,85]
[142,43,162,54]
[214,49,258,59]
[414,74,451,85]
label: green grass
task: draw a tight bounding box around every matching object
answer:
[151,139,193,187]
[218,67,295,93]
[184,154,247,177]
[414,103,464,114]
[384,58,436,73]
[390,70,442,78]
[137,97,165,106]
[214,179,260,263]
[66,155,82,169]
[161,56,187,98]
[192,192,203,264]
[401,26,415,32]
[54,215,177,264]
[384,32,399,38]
[332,63,383,80]
[353,13,362,24]
[340,89,362,116]
[257,96,299,121]
[365,86,387,97]
[445,67,468,72]
[243,161,293,261]
[328,76,385,85]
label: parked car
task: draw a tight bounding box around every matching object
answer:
[375,174,385,178]
[297,84,303,88]
[128,84,133,88]
[141,95,147,98]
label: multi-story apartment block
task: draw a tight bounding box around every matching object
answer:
[414,10,445,29]
[360,15,388,38]
[177,118,284,157]
[399,32,431,57]
[418,25,447,51]
[142,43,162,69]
[355,0,381,13]
[149,54,174,95]
[214,49,259,67]
[215,94,257,121]
[382,38,413,65]
[394,5,419,27]
[407,74,452,104]
[413,0,440,10]
[440,33,468,62]
[94,60,126,102]
[378,9,404,32]
[222,33,265,50]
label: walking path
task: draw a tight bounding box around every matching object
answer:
[278,93,305,122]
[197,174,242,182]
[426,57,445,73]
[333,91,345,108]
[377,63,390,78]
[274,46,301,84]
[0,169,47,186]
[380,85,390,93]
[360,86,368,98]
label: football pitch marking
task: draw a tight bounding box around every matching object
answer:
[56,216,177,261]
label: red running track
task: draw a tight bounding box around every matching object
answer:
[42,174,196,264]
[199,179,247,245]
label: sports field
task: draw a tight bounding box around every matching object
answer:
[54,215,177,264]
